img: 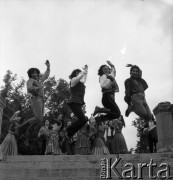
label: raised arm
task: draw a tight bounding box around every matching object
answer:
[40,60,50,82]
[71,65,88,87]
[107,61,116,77]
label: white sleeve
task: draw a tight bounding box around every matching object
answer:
[71,71,87,87]
[100,75,111,89]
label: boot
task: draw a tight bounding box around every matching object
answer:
[93,106,110,116]
[125,105,133,117]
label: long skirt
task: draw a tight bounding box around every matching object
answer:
[111,132,128,154]
[91,137,109,155]
[1,133,18,156]
[75,133,91,155]
[45,139,62,155]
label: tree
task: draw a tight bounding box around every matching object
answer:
[132,117,149,153]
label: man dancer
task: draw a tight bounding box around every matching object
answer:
[19,60,50,143]
[124,64,152,125]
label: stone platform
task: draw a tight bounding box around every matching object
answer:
[0,153,173,180]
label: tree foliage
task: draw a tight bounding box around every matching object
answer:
[132,117,149,153]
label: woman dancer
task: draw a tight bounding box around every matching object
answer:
[0,111,21,160]
[45,120,62,155]
[111,115,128,154]
[67,65,88,137]
[93,61,121,121]
[75,122,91,155]
[91,121,109,155]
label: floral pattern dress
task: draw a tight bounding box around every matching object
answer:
[45,130,62,155]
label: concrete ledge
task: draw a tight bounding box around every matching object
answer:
[0,153,173,180]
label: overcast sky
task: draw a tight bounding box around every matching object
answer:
[0,0,173,150]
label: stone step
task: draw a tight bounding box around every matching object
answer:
[0,153,173,180]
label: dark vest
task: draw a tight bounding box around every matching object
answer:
[69,82,86,105]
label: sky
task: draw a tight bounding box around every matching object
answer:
[0,0,173,150]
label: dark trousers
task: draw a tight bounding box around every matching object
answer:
[67,103,88,136]
[148,128,158,153]
[102,92,121,120]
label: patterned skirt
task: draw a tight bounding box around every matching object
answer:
[45,140,62,155]
[75,133,91,155]
[1,133,18,156]
[91,137,109,155]
[111,132,128,154]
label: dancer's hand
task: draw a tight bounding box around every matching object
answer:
[45,60,50,66]
[126,64,133,67]
[82,65,88,73]
[107,61,114,67]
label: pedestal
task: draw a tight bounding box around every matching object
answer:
[0,95,6,138]
[153,102,173,151]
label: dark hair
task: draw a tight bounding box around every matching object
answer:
[69,69,82,79]
[98,65,110,76]
[130,65,140,74]
[52,119,62,126]
[27,68,40,78]
[120,115,125,127]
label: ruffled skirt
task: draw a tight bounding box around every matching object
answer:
[1,133,18,156]
[111,132,128,154]
[75,133,91,155]
[91,137,109,155]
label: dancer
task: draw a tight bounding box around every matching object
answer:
[91,121,110,155]
[75,123,91,155]
[45,120,62,155]
[19,60,50,142]
[67,65,88,137]
[105,120,114,154]
[93,61,121,121]
[0,111,20,160]
[124,64,152,125]
[38,120,51,155]
[143,115,158,153]
[111,115,128,154]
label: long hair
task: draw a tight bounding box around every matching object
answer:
[98,65,110,76]
[69,69,82,79]
[126,64,142,78]
[120,115,125,127]
[27,68,40,78]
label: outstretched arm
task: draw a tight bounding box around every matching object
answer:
[40,60,50,82]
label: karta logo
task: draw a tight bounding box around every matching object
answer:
[100,158,172,179]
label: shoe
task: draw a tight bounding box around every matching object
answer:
[125,105,133,117]
[93,106,110,116]
[93,106,100,116]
